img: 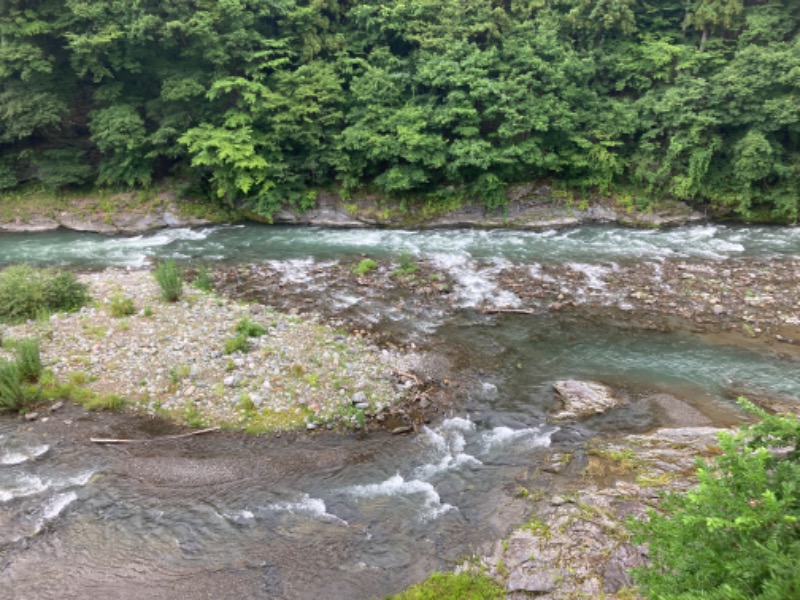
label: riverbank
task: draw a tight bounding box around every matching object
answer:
[0,185,706,234]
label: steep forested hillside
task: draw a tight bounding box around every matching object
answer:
[1,1,798,220]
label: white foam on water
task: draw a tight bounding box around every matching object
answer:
[344,474,455,521]
[430,254,520,309]
[27,491,79,535]
[222,509,256,525]
[63,470,95,487]
[0,474,50,502]
[267,258,338,285]
[67,227,217,267]
[480,426,555,454]
[1,444,49,465]
[528,263,555,282]
[413,419,482,480]
[268,494,347,525]
[412,453,482,481]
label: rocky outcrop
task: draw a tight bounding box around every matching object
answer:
[475,426,725,599]
[551,380,624,420]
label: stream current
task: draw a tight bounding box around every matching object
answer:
[1,224,799,599]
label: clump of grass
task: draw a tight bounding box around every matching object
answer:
[153,259,183,302]
[15,338,42,383]
[193,265,214,292]
[235,317,266,338]
[108,291,135,317]
[392,252,420,277]
[388,572,504,600]
[83,394,127,411]
[0,361,27,413]
[0,264,89,323]
[224,334,251,354]
[353,258,377,276]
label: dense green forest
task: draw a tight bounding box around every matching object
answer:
[1,0,798,220]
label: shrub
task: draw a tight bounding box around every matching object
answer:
[235,317,266,338]
[388,572,505,600]
[15,338,42,383]
[0,361,27,413]
[628,399,800,599]
[0,265,89,322]
[354,258,377,276]
[108,292,135,317]
[224,333,251,354]
[153,259,183,302]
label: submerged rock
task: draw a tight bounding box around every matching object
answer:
[551,380,623,420]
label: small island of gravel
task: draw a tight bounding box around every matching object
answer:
[2,268,413,433]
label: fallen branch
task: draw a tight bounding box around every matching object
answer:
[90,426,220,444]
[392,368,421,386]
[482,307,536,315]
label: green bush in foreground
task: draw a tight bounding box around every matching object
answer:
[387,572,504,600]
[0,265,89,322]
[15,339,42,383]
[153,259,183,302]
[629,399,800,599]
[0,361,27,413]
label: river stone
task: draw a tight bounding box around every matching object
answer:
[351,391,366,404]
[551,380,622,420]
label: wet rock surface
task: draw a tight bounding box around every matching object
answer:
[551,380,624,420]
[474,427,725,599]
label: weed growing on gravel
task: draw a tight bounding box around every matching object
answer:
[83,394,127,411]
[392,253,420,277]
[0,361,28,412]
[108,291,135,317]
[193,265,214,292]
[0,264,89,322]
[387,572,504,600]
[153,259,183,302]
[15,338,42,382]
[353,258,377,276]
[224,334,251,354]
[235,317,266,338]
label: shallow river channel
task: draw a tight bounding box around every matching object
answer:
[1,224,799,599]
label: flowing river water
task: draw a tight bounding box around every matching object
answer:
[1,224,799,599]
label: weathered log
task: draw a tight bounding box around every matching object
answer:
[90,426,220,444]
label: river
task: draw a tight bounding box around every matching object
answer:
[1,224,799,599]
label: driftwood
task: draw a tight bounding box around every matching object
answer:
[90,426,220,444]
[392,368,421,386]
[482,307,536,315]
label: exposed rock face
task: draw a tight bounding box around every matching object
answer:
[476,427,725,599]
[551,380,623,420]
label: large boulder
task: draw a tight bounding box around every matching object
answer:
[551,380,622,420]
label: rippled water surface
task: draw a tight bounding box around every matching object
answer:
[2,223,799,598]
[1,223,800,267]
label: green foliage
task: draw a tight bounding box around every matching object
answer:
[153,260,183,302]
[387,572,504,600]
[629,399,800,599]
[193,265,214,292]
[0,361,28,413]
[224,333,251,355]
[1,0,799,220]
[108,292,135,317]
[15,339,42,383]
[0,265,89,323]
[235,317,266,338]
[354,259,378,276]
